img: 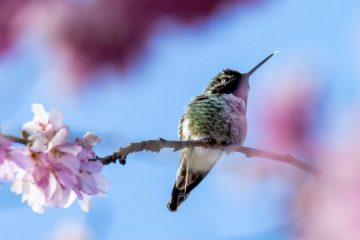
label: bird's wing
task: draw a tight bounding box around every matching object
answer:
[178,95,210,139]
[169,96,223,211]
[169,94,227,211]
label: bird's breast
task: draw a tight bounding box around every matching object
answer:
[221,94,248,144]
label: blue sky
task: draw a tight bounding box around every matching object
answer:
[0,0,360,239]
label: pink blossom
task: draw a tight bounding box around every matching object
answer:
[54,0,252,80]
[294,112,360,239]
[11,104,108,213]
[0,135,17,180]
[74,133,108,212]
[0,136,11,163]
[0,136,36,181]
[23,103,65,152]
[1,0,260,83]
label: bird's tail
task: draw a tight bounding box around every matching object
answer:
[168,147,221,212]
[167,173,205,212]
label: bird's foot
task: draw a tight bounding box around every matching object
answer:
[202,137,217,145]
[220,140,230,146]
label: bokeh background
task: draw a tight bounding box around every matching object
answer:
[1,0,360,239]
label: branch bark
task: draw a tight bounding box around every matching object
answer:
[97,138,317,174]
[1,134,28,145]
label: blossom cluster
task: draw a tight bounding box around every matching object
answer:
[0,104,108,213]
[0,0,256,82]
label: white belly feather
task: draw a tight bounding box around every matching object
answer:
[180,118,222,173]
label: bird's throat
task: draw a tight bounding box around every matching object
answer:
[234,80,249,102]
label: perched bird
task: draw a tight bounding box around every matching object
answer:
[167,52,277,212]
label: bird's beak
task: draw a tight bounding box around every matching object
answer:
[245,51,279,77]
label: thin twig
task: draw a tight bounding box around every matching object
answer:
[97,138,317,174]
[1,134,28,145]
[226,145,316,174]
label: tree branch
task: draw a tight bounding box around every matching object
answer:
[97,138,317,174]
[1,134,28,145]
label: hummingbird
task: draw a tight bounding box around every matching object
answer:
[167,52,277,212]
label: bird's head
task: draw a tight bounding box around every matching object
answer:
[204,52,277,101]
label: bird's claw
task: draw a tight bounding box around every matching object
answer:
[203,137,217,145]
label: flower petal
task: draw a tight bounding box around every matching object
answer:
[48,109,63,131]
[78,194,92,212]
[93,173,109,195]
[48,128,69,149]
[33,166,50,188]
[29,134,48,152]
[79,133,101,149]
[55,154,81,174]
[55,168,77,189]
[8,149,33,170]
[32,104,49,124]
[57,144,82,156]
[81,161,102,173]
[22,121,42,135]
[78,172,98,195]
